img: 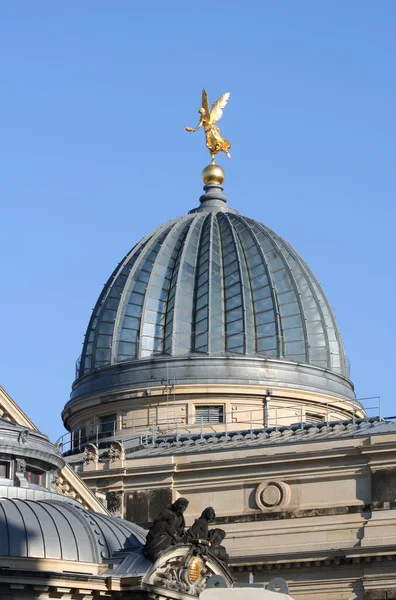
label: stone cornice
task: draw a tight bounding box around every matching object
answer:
[229,546,396,571]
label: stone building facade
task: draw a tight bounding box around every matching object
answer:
[57,165,396,600]
[0,389,235,600]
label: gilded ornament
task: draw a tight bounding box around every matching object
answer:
[202,164,225,186]
[188,555,203,583]
[185,89,231,164]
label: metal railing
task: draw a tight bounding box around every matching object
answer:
[55,396,380,456]
[58,421,117,455]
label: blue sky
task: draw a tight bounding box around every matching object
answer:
[0,1,395,439]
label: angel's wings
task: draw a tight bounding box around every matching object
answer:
[210,92,230,123]
[202,89,210,117]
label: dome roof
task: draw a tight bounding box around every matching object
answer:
[0,498,146,562]
[77,184,348,380]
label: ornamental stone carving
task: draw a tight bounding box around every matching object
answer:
[83,443,99,465]
[144,545,233,597]
[18,429,29,444]
[0,406,12,421]
[109,440,124,462]
[14,458,28,488]
[53,471,88,508]
[15,458,26,473]
[149,552,210,595]
[106,490,123,513]
[255,480,290,511]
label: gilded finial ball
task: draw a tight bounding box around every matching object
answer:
[202,164,225,186]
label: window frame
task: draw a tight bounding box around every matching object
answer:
[194,405,225,425]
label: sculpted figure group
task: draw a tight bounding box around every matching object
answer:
[142,498,229,565]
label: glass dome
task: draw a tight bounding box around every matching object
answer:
[77,187,348,380]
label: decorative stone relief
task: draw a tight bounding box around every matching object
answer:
[0,406,12,422]
[147,551,217,595]
[109,440,124,462]
[14,458,28,487]
[15,458,26,473]
[53,471,88,508]
[255,480,290,511]
[106,490,123,513]
[18,429,29,444]
[144,542,233,597]
[83,443,98,465]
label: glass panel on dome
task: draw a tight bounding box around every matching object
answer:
[195,332,208,352]
[311,346,328,360]
[119,329,137,342]
[277,290,296,304]
[282,315,302,329]
[125,304,141,318]
[304,307,322,321]
[285,341,306,355]
[309,333,326,346]
[105,298,120,311]
[252,274,269,289]
[227,319,243,333]
[269,256,284,271]
[250,264,265,278]
[196,293,208,310]
[122,316,140,329]
[130,292,144,305]
[142,323,163,337]
[280,302,300,317]
[196,318,208,333]
[101,309,116,321]
[146,297,165,312]
[255,298,273,312]
[255,309,275,324]
[97,334,111,347]
[254,286,271,300]
[283,327,304,342]
[225,272,239,286]
[133,281,146,294]
[225,282,240,299]
[227,307,243,322]
[247,253,262,268]
[306,320,325,335]
[256,322,276,336]
[226,333,244,351]
[117,342,134,356]
[276,278,294,293]
[137,269,150,283]
[327,328,337,341]
[145,310,165,325]
[98,322,114,335]
[226,295,241,310]
[257,336,277,352]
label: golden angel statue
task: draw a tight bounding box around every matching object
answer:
[185,89,231,164]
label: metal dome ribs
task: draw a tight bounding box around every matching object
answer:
[78,213,347,378]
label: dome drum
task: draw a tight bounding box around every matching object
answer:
[62,355,359,442]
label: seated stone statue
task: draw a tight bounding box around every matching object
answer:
[187,507,216,541]
[143,497,189,560]
[209,528,229,566]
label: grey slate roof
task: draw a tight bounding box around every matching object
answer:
[0,498,147,562]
